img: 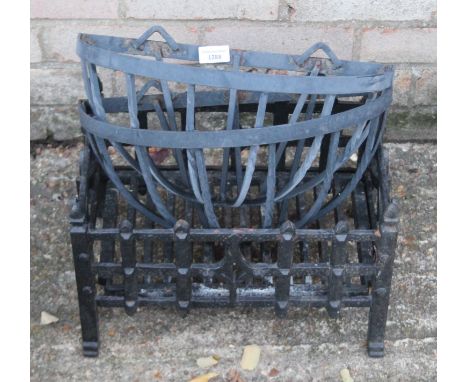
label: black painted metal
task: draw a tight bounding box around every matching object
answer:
[70,26,398,358]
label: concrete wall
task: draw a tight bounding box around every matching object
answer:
[30,0,437,141]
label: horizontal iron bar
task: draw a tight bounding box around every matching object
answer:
[80,33,384,75]
[77,34,392,95]
[95,294,371,308]
[86,227,378,241]
[79,89,391,149]
[93,262,377,278]
[99,91,363,115]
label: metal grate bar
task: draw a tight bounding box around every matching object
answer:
[174,220,192,315]
[99,186,118,289]
[143,194,155,284]
[327,221,348,317]
[352,182,374,286]
[262,142,276,228]
[120,219,138,315]
[275,221,295,317]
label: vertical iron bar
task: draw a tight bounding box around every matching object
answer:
[296,193,311,283]
[368,201,398,357]
[126,175,137,223]
[99,185,118,290]
[143,194,155,285]
[275,221,295,317]
[226,238,239,306]
[272,102,290,170]
[327,221,348,318]
[184,199,193,226]
[332,176,347,223]
[352,181,374,286]
[70,225,99,357]
[174,220,192,316]
[162,192,175,269]
[120,219,138,315]
[262,142,276,228]
[311,163,329,286]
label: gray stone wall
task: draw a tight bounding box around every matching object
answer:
[30,0,436,141]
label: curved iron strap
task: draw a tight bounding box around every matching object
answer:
[232,92,268,208]
[148,99,198,201]
[295,123,378,227]
[153,53,190,187]
[296,125,341,228]
[77,38,393,95]
[186,84,219,227]
[136,79,193,200]
[274,123,372,203]
[274,63,321,166]
[126,73,176,224]
[278,90,320,222]
[185,84,204,204]
[242,119,372,207]
[274,95,334,201]
[79,32,385,74]
[314,113,386,221]
[78,89,392,149]
[275,94,375,203]
[83,61,143,177]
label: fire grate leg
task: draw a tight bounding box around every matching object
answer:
[367,201,398,357]
[70,226,99,357]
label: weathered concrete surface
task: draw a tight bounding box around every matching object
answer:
[30,143,436,381]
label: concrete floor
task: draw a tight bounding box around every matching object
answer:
[30,143,436,381]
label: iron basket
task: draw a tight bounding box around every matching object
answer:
[71,25,399,357]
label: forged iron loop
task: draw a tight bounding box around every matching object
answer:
[132,25,180,51]
[295,42,342,68]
